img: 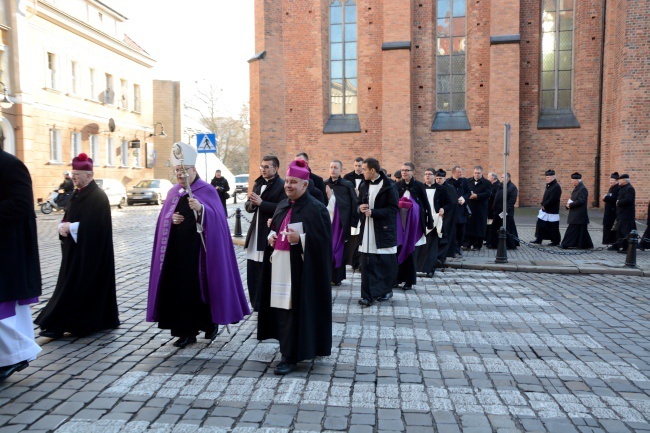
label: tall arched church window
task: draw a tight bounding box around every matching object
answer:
[330,0,357,116]
[436,0,466,113]
[431,0,470,131]
[538,0,579,128]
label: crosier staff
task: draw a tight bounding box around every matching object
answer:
[172,143,207,250]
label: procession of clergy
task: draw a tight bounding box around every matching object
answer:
[1,141,645,381]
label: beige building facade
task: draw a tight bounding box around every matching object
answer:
[2,0,160,203]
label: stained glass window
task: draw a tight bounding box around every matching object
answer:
[436,0,466,112]
[541,0,574,110]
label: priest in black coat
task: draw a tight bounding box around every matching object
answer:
[602,172,621,246]
[639,202,650,251]
[489,173,520,250]
[532,170,562,246]
[445,166,470,256]
[343,157,365,270]
[35,153,119,338]
[244,156,287,310]
[357,158,399,307]
[485,173,501,248]
[463,166,491,250]
[415,168,455,276]
[615,174,636,252]
[257,159,332,375]
[395,162,432,289]
[325,160,359,286]
[560,173,593,249]
[0,148,42,381]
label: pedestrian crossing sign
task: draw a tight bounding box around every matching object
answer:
[196,133,217,153]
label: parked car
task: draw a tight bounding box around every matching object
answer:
[95,178,127,208]
[127,179,174,206]
[234,174,249,201]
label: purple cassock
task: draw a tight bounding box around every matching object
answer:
[397,197,422,265]
[331,206,345,268]
[147,178,250,325]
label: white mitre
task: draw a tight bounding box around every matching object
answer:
[170,142,198,166]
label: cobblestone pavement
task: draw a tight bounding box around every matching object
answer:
[1,205,650,432]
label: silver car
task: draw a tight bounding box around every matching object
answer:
[127,179,174,206]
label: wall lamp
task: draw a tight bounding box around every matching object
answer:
[0,82,13,109]
[149,122,167,138]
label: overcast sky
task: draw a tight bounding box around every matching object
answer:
[107,1,255,118]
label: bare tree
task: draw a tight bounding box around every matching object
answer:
[184,84,250,173]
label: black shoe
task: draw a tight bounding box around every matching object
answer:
[402,285,413,291]
[425,272,434,278]
[607,246,618,251]
[39,329,64,339]
[332,281,342,287]
[392,283,401,289]
[530,239,542,244]
[461,246,471,251]
[204,326,218,341]
[173,336,197,348]
[376,292,393,302]
[436,260,444,268]
[0,361,29,382]
[274,362,296,375]
[549,242,559,247]
[358,298,373,307]
[471,246,481,251]
[617,249,626,254]
[558,245,568,249]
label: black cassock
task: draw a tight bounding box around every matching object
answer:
[485,180,501,247]
[464,176,491,248]
[257,193,332,363]
[156,196,214,338]
[561,182,593,249]
[534,179,562,244]
[0,150,41,303]
[602,184,620,244]
[35,180,119,335]
[615,183,636,250]
[396,179,432,286]
[325,177,359,285]
[489,181,520,250]
[415,182,455,273]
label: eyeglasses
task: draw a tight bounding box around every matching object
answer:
[260,165,274,170]
[401,169,413,172]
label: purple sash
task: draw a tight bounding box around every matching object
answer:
[331,206,345,268]
[397,198,422,264]
[0,298,39,321]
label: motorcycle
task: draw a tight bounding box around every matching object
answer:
[41,190,70,214]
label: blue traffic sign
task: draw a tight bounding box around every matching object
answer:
[197,133,217,153]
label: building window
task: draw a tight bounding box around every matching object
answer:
[47,52,57,90]
[106,137,114,165]
[133,84,141,112]
[89,68,96,100]
[120,79,128,109]
[436,0,466,112]
[330,0,357,116]
[121,139,129,166]
[70,61,79,95]
[50,129,62,162]
[90,134,99,163]
[70,132,82,159]
[104,73,114,104]
[541,0,574,110]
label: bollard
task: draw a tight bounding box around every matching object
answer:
[234,208,243,237]
[233,191,237,204]
[495,227,508,263]
[625,230,638,268]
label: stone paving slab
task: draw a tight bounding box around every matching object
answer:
[1,205,648,432]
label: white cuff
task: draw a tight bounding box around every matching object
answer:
[69,222,79,243]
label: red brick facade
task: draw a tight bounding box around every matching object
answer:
[250,0,649,218]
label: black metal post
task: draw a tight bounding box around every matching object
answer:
[233,191,237,204]
[234,208,243,237]
[495,227,508,263]
[625,229,638,268]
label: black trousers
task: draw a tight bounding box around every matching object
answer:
[247,259,263,311]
